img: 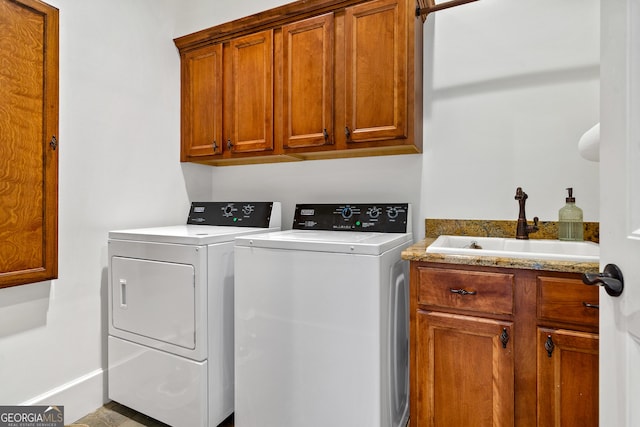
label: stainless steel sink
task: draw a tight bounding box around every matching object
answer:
[426,235,599,262]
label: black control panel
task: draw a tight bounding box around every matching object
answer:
[187,202,274,227]
[292,203,409,233]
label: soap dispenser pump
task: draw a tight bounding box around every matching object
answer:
[558,188,583,241]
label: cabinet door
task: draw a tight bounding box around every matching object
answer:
[0,0,58,288]
[537,328,598,427]
[417,311,514,427]
[228,30,273,153]
[180,44,222,159]
[282,14,334,150]
[344,0,407,144]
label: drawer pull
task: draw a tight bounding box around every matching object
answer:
[545,335,555,358]
[582,302,599,310]
[449,288,477,296]
[500,328,509,349]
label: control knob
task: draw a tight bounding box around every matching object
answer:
[341,207,353,219]
[367,206,382,219]
[387,207,399,219]
[242,204,255,216]
[222,204,236,217]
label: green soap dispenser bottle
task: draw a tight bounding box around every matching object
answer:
[558,188,583,241]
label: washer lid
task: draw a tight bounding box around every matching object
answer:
[235,230,413,255]
[109,225,281,245]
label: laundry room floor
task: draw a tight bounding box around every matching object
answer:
[71,401,234,427]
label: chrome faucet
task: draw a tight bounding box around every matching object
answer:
[514,187,539,239]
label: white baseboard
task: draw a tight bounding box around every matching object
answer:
[21,368,108,424]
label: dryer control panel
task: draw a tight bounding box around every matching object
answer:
[293,203,409,233]
[187,202,275,227]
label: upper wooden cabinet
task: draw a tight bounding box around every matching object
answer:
[282,14,334,151]
[174,0,423,166]
[0,0,59,288]
[344,0,408,144]
[226,30,274,154]
[180,43,222,159]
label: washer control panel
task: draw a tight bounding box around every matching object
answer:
[293,203,409,233]
[187,202,275,227]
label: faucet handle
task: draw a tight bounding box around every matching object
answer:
[533,216,539,226]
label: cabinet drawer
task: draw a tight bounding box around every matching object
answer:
[537,276,599,327]
[417,267,514,315]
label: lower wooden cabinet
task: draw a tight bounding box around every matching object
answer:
[536,275,599,427]
[537,328,599,427]
[410,262,599,427]
[416,311,514,426]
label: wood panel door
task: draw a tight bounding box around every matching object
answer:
[282,14,334,150]
[416,311,515,427]
[180,43,223,160]
[227,30,274,154]
[344,0,407,145]
[537,328,599,427]
[0,0,58,288]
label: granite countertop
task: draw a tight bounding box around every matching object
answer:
[402,219,600,274]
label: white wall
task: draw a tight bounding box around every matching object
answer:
[0,0,599,424]
[422,0,600,224]
[0,0,192,422]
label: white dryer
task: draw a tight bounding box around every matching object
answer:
[108,202,281,427]
[234,203,412,427]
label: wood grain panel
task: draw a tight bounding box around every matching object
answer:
[417,266,515,315]
[181,44,222,159]
[0,0,58,288]
[282,13,334,150]
[537,276,599,328]
[229,30,273,153]
[344,0,407,143]
[417,311,514,427]
[537,328,599,427]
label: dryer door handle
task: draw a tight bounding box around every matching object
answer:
[120,279,128,308]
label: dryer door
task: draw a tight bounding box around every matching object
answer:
[111,256,196,350]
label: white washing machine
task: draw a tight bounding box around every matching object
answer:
[108,202,281,427]
[234,203,412,427]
